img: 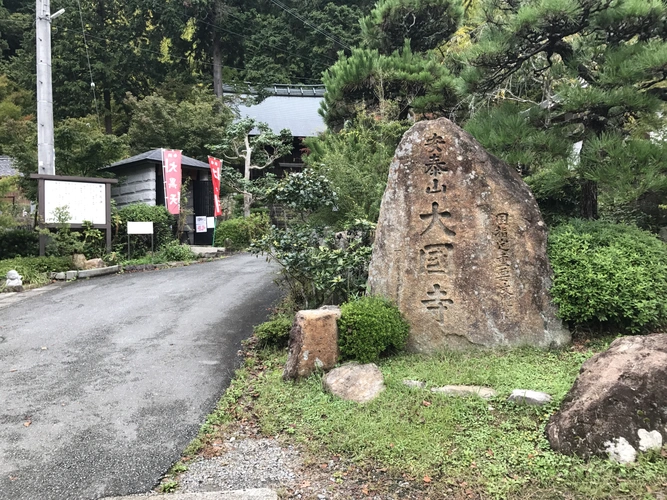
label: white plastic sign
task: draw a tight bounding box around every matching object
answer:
[127,221,154,235]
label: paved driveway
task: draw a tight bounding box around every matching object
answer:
[0,254,281,500]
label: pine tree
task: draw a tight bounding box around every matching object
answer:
[461,0,667,221]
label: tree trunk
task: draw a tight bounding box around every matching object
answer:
[244,136,252,218]
[212,0,224,98]
[580,180,598,219]
[103,87,112,134]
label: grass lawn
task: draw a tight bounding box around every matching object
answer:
[188,338,667,499]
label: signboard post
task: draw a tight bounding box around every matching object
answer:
[31,174,118,256]
[127,221,154,260]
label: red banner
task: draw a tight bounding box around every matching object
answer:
[208,156,223,217]
[162,149,182,215]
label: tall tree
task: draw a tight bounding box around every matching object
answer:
[461,0,667,220]
[209,118,292,217]
[320,0,465,128]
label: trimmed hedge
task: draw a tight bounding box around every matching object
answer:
[548,220,667,333]
[338,296,410,363]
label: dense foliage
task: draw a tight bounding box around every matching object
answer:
[549,220,667,334]
[0,228,38,258]
[250,219,375,308]
[112,204,176,258]
[213,213,270,250]
[305,117,409,223]
[337,295,410,363]
[253,315,293,348]
[0,256,72,287]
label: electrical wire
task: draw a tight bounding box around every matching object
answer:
[266,0,352,51]
[75,0,102,129]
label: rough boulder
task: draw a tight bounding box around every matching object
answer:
[546,334,667,462]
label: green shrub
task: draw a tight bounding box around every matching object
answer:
[548,220,667,333]
[158,240,196,262]
[0,229,39,258]
[254,315,293,348]
[113,204,176,258]
[0,256,72,287]
[337,296,410,363]
[249,219,375,308]
[214,213,270,250]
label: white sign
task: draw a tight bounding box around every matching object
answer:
[195,216,207,233]
[127,221,154,235]
[44,180,106,224]
[207,217,215,229]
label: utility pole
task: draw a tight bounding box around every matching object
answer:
[36,0,64,175]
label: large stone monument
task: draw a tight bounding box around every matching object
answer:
[367,118,569,352]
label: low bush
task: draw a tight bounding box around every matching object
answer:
[337,296,410,363]
[254,315,293,348]
[158,240,196,262]
[214,213,270,250]
[0,228,39,258]
[0,256,72,287]
[249,219,375,308]
[112,204,176,258]
[548,219,667,333]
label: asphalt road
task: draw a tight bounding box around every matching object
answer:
[0,254,281,500]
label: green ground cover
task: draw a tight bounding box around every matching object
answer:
[0,256,72,288]
[192,339,667,499]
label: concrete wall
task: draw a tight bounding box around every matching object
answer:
[111,166,156,208]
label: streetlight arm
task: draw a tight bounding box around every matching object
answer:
[50,8,65,20]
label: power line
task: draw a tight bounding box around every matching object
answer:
[75,0,102,129]
[267,0,352,51]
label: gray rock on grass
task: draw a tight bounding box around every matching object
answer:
[507,389,552,406]
[430,385,497,399]
[402,379,426,390]
[323,363,385,403]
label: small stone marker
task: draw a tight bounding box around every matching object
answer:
[322,363,385,403]
[283,307,341,380]
[507,389,552,406]
[367,118,570,352]
[5,270,23,292]
[430,385,497,399]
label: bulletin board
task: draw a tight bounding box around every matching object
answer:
[44,180,107,224]
[31,174,118,255]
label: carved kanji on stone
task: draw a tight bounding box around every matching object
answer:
[420,202,455,237]
[421,284,453,326]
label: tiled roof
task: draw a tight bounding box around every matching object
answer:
[225,84,327,137]
[223,84,325,97]
[102,149,210,171]
[0,156,18,177]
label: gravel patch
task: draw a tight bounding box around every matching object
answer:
[179,438,300,492]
